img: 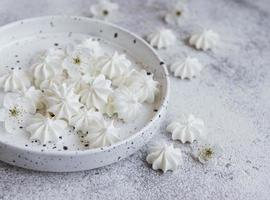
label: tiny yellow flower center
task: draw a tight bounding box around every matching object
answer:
[175,10,182,17]
[9,107,20,117]
[73,57,81,65]
[201,147,213,160]
[102,9,109,16]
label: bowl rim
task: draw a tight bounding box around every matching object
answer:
[0,15,170,156]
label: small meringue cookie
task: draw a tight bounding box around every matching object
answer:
[111,69,138,87]
[90,0,119,21]
[21,86,44,110]
[146,142,183,172]
[26,113,67,144]
[166,114,206,143]
[31,48,65,86]
[79,74,112,110]
[85,120,121,148]
[170,57,203,79]
[46,83,82,122]
[77,38,102,57]
[0,68,31,92]
[189,29,219,51]
[113,86,142,122]
[39,75,66,91]
[164,2,186,26]
[128,70,159,103]
[146,28,176,49]
[96,52,131,80]
[70,107,103,132]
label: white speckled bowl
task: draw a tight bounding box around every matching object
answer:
[0,16,169,172]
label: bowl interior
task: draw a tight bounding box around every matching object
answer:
[0,16,168,154]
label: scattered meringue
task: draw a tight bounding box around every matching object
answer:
[46,83,82,121]
[146,142,183,172]
[146,28,176,49]
[166,114,206,143]
[0,93,35,134]
[0,67,31,92]
[26,113,67,144]
[189,29,219,51]
[85,120,121,148]
[192,140,223,165]
[164,2,186,26]
[79,74,112,110]
[96,52,131,80]
[90,0,119,21]
[170,57,203,79]
[128,70,159,103]
[113,86,142,122]
[31,48,65,86]
[70,107,103,133]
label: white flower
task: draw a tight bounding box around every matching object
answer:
[113,86,142,122]
[70,107,103,133]
[0,67,31,92]
[90,0,119,21]
[46,83,83,121]
[146,28,176,49]
[0,93,35,134]
[192,140,223,165]
[166,114,206,143]
[63,47,93,79]
[96,52,131,80]
[146,141,183,172]
[31,48,65,86]
[85,120,121,148]
[79,74,112,110]
[26,113,67,144]
[128,70,159,103]
[164,2,186,26]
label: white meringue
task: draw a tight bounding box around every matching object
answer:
[31,48,65,86]
[26,113,67,144]
[170,57,203,79]
[96,52,131,80]
[128,70,159,103]
[21,86,44,110]
[79,74,112,110]
[166,114,206,143]
[111,69,137,87]
[77,38,102,57]
[39,75,66,91]
[113,86,142,122]
[189,29,219,51]
[46,83,82,121]
[85,120,121,148]
[90,0,119,21]
[100,95,116,117]
[146,142,183,172]
[70,107,103,132]
[164,2,186,26]
[0,93,35,134]
[0,68,31,92]
[146,28,176,49]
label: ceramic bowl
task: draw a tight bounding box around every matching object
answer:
[0,16,169,172]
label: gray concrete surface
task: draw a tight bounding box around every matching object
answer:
[0,0,270,199]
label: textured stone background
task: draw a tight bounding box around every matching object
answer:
[0,0,270,199]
